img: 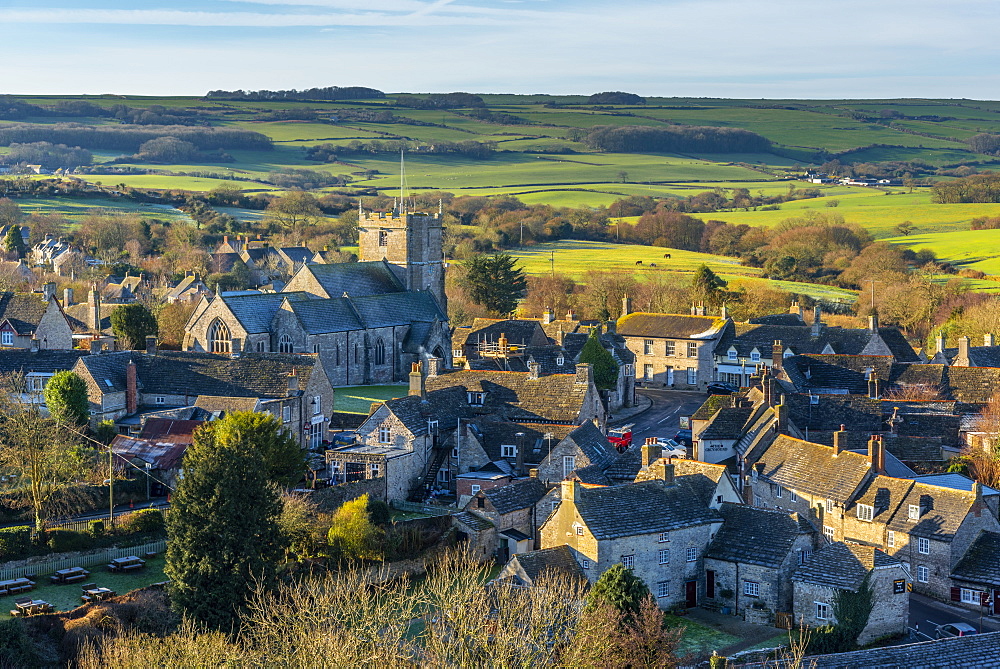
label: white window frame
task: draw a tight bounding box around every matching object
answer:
[917,537,930,555]
[961,588,981,605]
[582,559,590,569]
[774,484,783,499]
[467,391,485,406]
[282,405,291,423]
[0,331,13,346]
[917,565,929,583]
[687,342,697,358]
[658,549,670,565]
[643,364,654,380]
[824,526,835,541]
[743,581,760,597]
[656,581,670,598]
[378,426,391,444]
[643,339,654,355]
[687,367,697,385]
[857,504,874,521]
[827,498,835,513]
[816,602,830,620]
[665,341,675,356]
[750,350,761,362]
[658,532,670,543]
[369,462,380,478]
[313,395,321,415]
[685,547,697,562]
[727,348,737,361]
[909,504,920,520]
[470,484,481,495]
[887,530,895,548]
[563,455,576,478]
[501,444,516,458]
[155,396,165,405]
[789,490,799,502]
[575,524,584,536]
[621,554,635,569]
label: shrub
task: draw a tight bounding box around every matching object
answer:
[367,498,391,527]
[47,529,94,553]
[89,519,106,537]
[0,526,31,560]
[123,508,165,535]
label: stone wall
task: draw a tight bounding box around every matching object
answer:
[312,476,387,511]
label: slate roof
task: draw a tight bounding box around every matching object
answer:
[792,542,900,591]
[886,481,980,541]
[692,393,735,421]
[616,313,727,339]
[192,395,261,415]
[502,545,587,586]
[295,261,405,298]
[570,463,613,485]
[786,394,883,432]
[453,510,494,532]
[474,420,577,463]
[803,631,1000,669]
[221,291,309,334]
[846,475,914,525]
[482,477,549,515]
[0,292,49,335]
[912,473,999,496]
[748,313,806,326]
[875,327,921,363]
[950,530,1000,587]
[755,435,872,504]
[211,252,244,274]
[0,349,89,374]
[718,323,819,359]
[462,318,548,349]
[64,302,116,335]
[575,479,721,540]
[557,421,618,470]
[278,246,312,266]
[75,351,317,399]
[699,406,755,440]
[782,354,895,394]
[633,462,730,506]
[351,291,446,326]
[286,298,362,334]
[706,503,814,568]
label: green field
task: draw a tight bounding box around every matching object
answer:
[11,196,194,224]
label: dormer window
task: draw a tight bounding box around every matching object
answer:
[857,504,874,522]
[1,331,12,347]
[556,355,565,366]
[750,349,761,362]
[467,391,485,406]
[501,444,516,458]
[908,504,920,520]
[727,348,737,361]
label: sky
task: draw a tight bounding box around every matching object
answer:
[3,0,1000,99]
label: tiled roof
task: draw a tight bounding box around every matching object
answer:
[287,298,361,334]
[350,291,446,327]
[222,291,309,334]
[756,435,871,504]
[453,510,494,532]
[844,448,915,479]
[575,479,721,540]
[558,421,618,470]
[805,631,1000,669]
[211,252,244,273]
[692,394,734,421]
[706,503,814,568]
[616,313,727,339]
[886,481,980,541]
[846,475,913,525]
[699,406,755,440]
[111,436,187,471]
[783,354,894,394]
[786,394,883,432]
[0,292,49,335]
[295,261,404,298]
[570,463,613,485]
[942,366,1000,404]
[539,318,583,340]
[748,313,806,326]
[463,318,548,348]
[950,531,1000,588]
[719,323,820,358]
[482,477,549,515]
[0,349,88,374]
[913,473,999,496]
[792,542,899,591]
[503,545,587,586]
[278,247,312,265]
[64,302,116,335]
[192,395,261,415]
[875,327,921,363]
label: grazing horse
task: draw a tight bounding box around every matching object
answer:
[664,253,671,259]
[649,263,657,267]
[635,260,643,265]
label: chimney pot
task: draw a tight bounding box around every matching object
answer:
[145,336,158,356]
[641,440,662,468]
[833,425,846,455]
[528,360,540,380]
[63,287,73,306]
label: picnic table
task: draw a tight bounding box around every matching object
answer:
[81,585,116,603]
[10,598,51,617]
[0,578,35,596]
[50,567,90,584]
[107,556,146,573]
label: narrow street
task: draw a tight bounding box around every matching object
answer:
[613,388,709,447]
[909,593,1000,638]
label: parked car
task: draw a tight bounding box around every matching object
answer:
[934,622,978,639]
[673,429,693,447]
[707,381,739,395]
[655,437,687,458]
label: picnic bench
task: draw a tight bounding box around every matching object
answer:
[107,556,146,573]
[81,585,116,603]
[10,598,51,617]
[0,578,35,596]
[50,567,90,584]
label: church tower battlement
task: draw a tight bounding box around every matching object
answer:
[358,206,446,312]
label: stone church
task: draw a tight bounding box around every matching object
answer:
[184,206,451,386]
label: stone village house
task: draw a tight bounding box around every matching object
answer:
[0,288,74,350]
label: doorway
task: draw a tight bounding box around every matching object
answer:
[706,570,716,599]
[685,580,697,608]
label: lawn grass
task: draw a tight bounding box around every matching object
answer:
[0,556,166,619]
[334,384,408,414]
[666,615,740,656]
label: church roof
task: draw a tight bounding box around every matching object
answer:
[297,261,405,298]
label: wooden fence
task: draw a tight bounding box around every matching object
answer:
[27,507,170,541]
[0,539,167,582]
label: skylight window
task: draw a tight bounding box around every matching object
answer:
[104,379,113,387]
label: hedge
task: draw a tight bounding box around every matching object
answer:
[0,526,31,561]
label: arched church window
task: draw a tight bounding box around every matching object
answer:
[278,334,293,354]
[208,319,231,354]
[374,338,386,365]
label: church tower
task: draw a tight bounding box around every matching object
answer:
[357,204,446,312]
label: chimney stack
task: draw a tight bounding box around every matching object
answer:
[811,305,823,337]
[63,287,73,307]
[622,294,632,318]
[88,285,101,332]
[775,395,787,431]
[833,424,846,455]
[985,334,995,347]
[126,359,137,415]
[408,361,425,398]
[89,339,103,355]
[145,336,157,356]
[42,282,55,302]
[868,373,881,399]
[529,468,539,479]
[868,309,879,332]
[935,333,946,355]
[426,357,440,378]
[575,363,593,386]
[528,360,540,380]
[721,304,729,320]
[772,340,784,372]
[663,460,675,486]
[641,437,662,468]
[958,336,971,365]
[29,337,38,353]
[498,333,509,355]
[287,368,299,396]
[566,309,577,322]
[543,307,555,325]
[561,478,582,504]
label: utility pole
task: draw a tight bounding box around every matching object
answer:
[108,445,114,525]
[520,221,524,246]
[550,250,555,278]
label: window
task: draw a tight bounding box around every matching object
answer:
[27,376,45,392]
[312,395,321,415]
[556,355,564,366]
[727,348,737,361]
[155,396,165,405]
[827,499,835,513]
[917,565,929,583]
[621,555,634,569]
[743,581,760,597]
[501,444,516,458]
[278,334,293,354]
[554,455,575,479]
[754,495,763,507]
[798,549,810,565]
[908,504,920,520]
[665,341,675,356]
[623,363,634,377]
[918,537,930,554]
[451,446,459,458]
[658,549,670,565]
[378,426,391,443]
[856,504,874,521]
[774,484,783,499]
[685,547,697,562]
[282,405,291,423]
[750,350,761,362]
[370,462,380,478]
[816,602,830,620]
[437,469,450,483]
[789,490,799,502]
[575,525,584,536]
[374,338,385,365]
[335,344,340,365]
[0,331,12,346]
[887,531,895,548]
[313,343,319,354]
[643,364,653,380]
[470,484,480,495]
[257,341,265,352]
[427,420,438,434]
[378,229,388,246]
[467,392,485,406]
[656,581,670,598]
[643,339,654,355]
[961,588,981,604]
[207,319,231,353]
[824,526,835,541]
[658,532,670,543]
[687,342,697,358]
[687,367,697,385]
[582,559,590,569]
[308,421,323,448]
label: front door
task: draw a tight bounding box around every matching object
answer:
[685,580,697,608]
[706,570,716,599]
[667,368,674,386]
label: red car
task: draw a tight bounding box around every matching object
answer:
[607,424,634,453]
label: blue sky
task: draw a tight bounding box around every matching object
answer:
[3,0,1000,98]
